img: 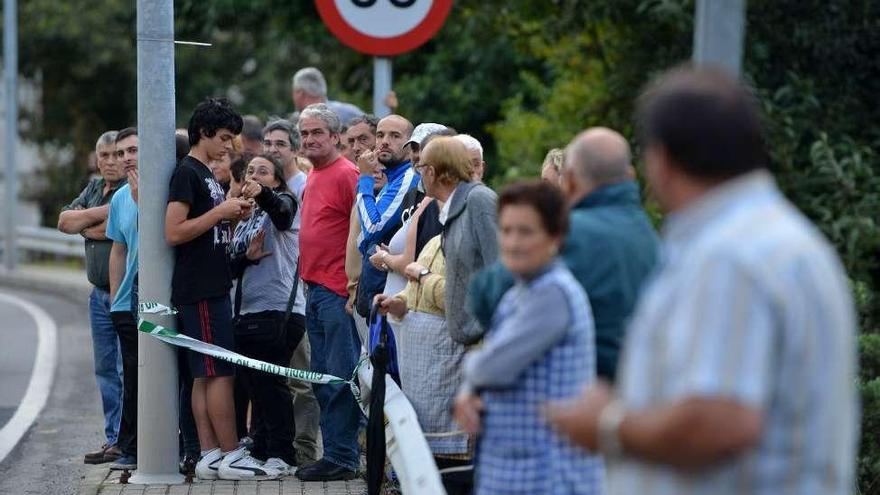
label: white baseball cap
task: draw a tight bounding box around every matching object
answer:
[405,123,448,149]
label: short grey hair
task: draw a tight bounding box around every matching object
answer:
[95,130,118,151]
[292,67,327,98]
[241,115,264,141]
[454,134,483,159]
[565,128,632,185]
[298,103,341,134]
[347,114,380,135]
[263,119,301,150]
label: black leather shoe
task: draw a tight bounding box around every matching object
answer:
[294,458,357,481]
[179,454,198,475]
[84,444,121,464]
[84,444,109,464]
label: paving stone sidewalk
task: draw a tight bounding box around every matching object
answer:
[78,467,367,495]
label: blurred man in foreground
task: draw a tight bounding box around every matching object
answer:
[548,66,858,495]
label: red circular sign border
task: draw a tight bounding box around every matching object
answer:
[316,0,453,57]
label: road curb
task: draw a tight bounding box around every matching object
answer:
[76,466,109,495]
[0,267,91,304]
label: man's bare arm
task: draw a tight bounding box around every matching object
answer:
[549,392,763,471]
[617,398,763,469]
[109,241,127,303]
[57,204,109,234]
[165,198,248,247]
[82,219,109,241]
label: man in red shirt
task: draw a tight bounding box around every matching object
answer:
[294,103,362,481]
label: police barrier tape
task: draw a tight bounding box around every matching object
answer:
[137,318,364,403]
[137,303,446,494]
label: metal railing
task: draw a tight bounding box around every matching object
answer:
[0,225,86,259]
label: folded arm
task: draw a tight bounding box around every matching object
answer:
[81,219,109,240]
[58,204,109,234]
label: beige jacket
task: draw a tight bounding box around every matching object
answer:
[396,235,445,316]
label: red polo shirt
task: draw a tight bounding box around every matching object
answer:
[299,155,359,297]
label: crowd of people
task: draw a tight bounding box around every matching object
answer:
[59,64,858,494]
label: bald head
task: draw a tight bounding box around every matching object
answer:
[376,114,414,167]
[565,127,632,186]
[379,114,413,137]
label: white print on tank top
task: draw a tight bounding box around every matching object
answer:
[205,177,232,247]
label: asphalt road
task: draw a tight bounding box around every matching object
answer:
[0,287,104,495]
[0,296,38,430]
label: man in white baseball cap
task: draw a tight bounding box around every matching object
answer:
[404,122,450,167]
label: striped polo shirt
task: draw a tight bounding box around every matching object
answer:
[610,170,858,495]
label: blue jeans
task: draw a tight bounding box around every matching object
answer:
[89,287,123,445]
[306,283,362,471]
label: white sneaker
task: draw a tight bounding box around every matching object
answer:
[263,457,293,476]
[195,448,222,480]
[218,447,280,480]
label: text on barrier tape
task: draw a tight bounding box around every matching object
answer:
[137,317,365,404]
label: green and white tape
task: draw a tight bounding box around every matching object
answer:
[138,302,178,316]
[137,317,365,404]
[137,304,445,494]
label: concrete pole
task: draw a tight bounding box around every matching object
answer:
[3,0,18,270]
[693,0,746,77]
[131,0,183,484]
[373,57,392,117]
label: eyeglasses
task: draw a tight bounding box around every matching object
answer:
[414,163,430,172]
[263,140,291,149]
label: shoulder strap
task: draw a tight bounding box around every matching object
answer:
[234,272,243,318]
[234,255,299,322]
[235,259,299,323]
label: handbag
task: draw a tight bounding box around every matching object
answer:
[232,259,299,349]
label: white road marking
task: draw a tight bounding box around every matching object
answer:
[0,291,59,464]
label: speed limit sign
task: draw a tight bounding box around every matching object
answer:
[316,0,454,56]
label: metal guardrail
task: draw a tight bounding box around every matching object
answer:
[0,225,86,259]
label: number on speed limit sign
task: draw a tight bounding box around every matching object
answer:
[316,0,453,56]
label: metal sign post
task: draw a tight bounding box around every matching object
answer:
[693,0,746,76]
[373,57,393,117]
[316,0,452,119]
[131,0,184,484]
[3,0,18,270]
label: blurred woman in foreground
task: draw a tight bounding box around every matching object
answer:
[454,180,604,495]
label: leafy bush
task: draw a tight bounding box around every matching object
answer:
[859,334,880,494]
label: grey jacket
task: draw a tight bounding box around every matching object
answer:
[442,181,498,344]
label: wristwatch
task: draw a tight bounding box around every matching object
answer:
[417,268,431,282]
[597,399,626,458]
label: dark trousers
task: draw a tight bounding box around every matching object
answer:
[437,457,474,495]
[236,312,305,465]
[110,310,138,457]
[177,347,200,457]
